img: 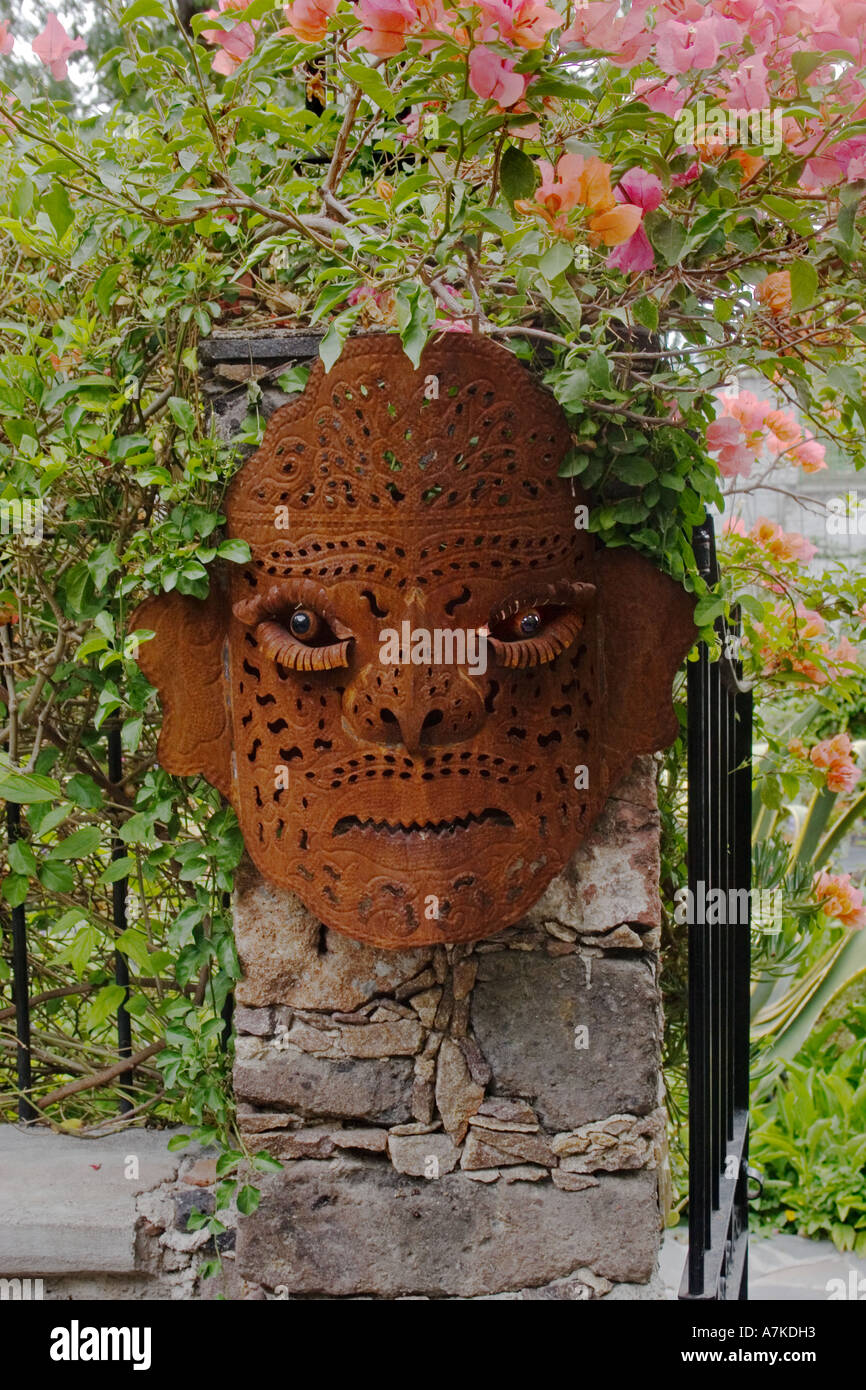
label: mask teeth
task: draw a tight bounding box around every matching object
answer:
[333,809,514,837]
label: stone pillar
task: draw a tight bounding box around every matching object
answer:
[199,334,669,1300]
[231,756,666,1300]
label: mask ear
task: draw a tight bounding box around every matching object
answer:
[595,547,696,790]
[130,585,232,799]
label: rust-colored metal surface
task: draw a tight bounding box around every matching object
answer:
[134,334,694,948]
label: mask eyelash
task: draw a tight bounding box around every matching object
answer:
[488,608,586,669]
[233,582,353,671]
[487,582,594,669]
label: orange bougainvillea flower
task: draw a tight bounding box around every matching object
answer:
[730,149,765,183]
[577,156,616,214]
[755,270,792,315]
[588,203,643,247]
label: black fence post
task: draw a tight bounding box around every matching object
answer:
[8,796,37,1122]
[107,722,133,1114]
[681,516,752,1301]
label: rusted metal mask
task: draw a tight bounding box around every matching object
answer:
[133,335,694,948]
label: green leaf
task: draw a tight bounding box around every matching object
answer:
[42,183,73,240]
[87,543,118,590]
[499,146,536,205]
[168,396,196,434]
[587,350,611,390]
[276,365,310,394]
[87,984,127,1029]
[2,874,29,906]
[99,856,135,884]
[66,774,104,810]
[789,259,819,313]
[217,539,252,564]
[8,840,37,876]
[38,861,75,893]
[615,456,656,485]
[396,283,435,369]
[46,826,102,861]
[121,0,166,18]
[0,759,61,804]
[538,243,572,280]
[11,176,35,220]
[632,296,658,332]
[93,265,123,317]
[237,1184,261,1216]
[647,215,686,266]
[694,594,724,625]
[343,62,396,116]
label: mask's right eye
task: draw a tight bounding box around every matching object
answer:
[233,584,353,672]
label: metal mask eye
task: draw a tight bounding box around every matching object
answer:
[233,584,353,672]
[487,583,595,669]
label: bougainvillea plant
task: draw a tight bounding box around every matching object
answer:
[0,4,864,1217]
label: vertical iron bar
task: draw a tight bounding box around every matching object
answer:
[107,723,132,1114]
[687,519,714,1294]
[8,797,36,1121]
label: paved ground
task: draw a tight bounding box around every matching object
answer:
[661,1225,866,1301]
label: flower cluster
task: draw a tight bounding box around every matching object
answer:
[707,390,827,480]
[753,604,860,686]
[515,150,646,250]
[813,870,866,931]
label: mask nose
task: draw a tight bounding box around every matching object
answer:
[343,661,487,754]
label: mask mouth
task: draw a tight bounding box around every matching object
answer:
[332,807,515,839]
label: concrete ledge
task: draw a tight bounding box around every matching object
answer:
[0,1127,182,1276]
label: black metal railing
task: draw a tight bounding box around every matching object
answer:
[680,515,752,1301]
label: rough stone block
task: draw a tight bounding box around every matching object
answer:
[236,1157,659,1295]
[522,756,661,944]
[471,952,659,1130]
[234,1035,413,1125]
[232,856,432,1011]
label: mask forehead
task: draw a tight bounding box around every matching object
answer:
[223,335,602,948]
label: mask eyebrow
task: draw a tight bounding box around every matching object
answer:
[489,579,596,623]
[232,578,352,638]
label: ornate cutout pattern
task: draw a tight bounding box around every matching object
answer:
[135,335,695,948]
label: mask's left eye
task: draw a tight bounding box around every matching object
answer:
[233,586,352,672]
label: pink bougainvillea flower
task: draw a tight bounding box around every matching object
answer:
[605,168,660,273]
[283,0,339,43]
[435,317,474,333]
[617,166,664,212]
[764,408,802,452]
[706,415,755,477]
[607,223,654,273]
[654,16,727,74]
[560,0,653,68]
[721,53,769,109]
[787,434,827,473]
[349,0,419,56]
[31,12,86,81]
[671,158,701,187]
[475,0,561,50]
[634,76,684,117]
[535,151,586,213]
[468,47,527,107]
[202,0,259,73]
[814,871,866,930]
[719,388,771,435]
[750,517,816,564]
[0,20,14,55]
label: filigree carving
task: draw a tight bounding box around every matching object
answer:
[134,334,694,948]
